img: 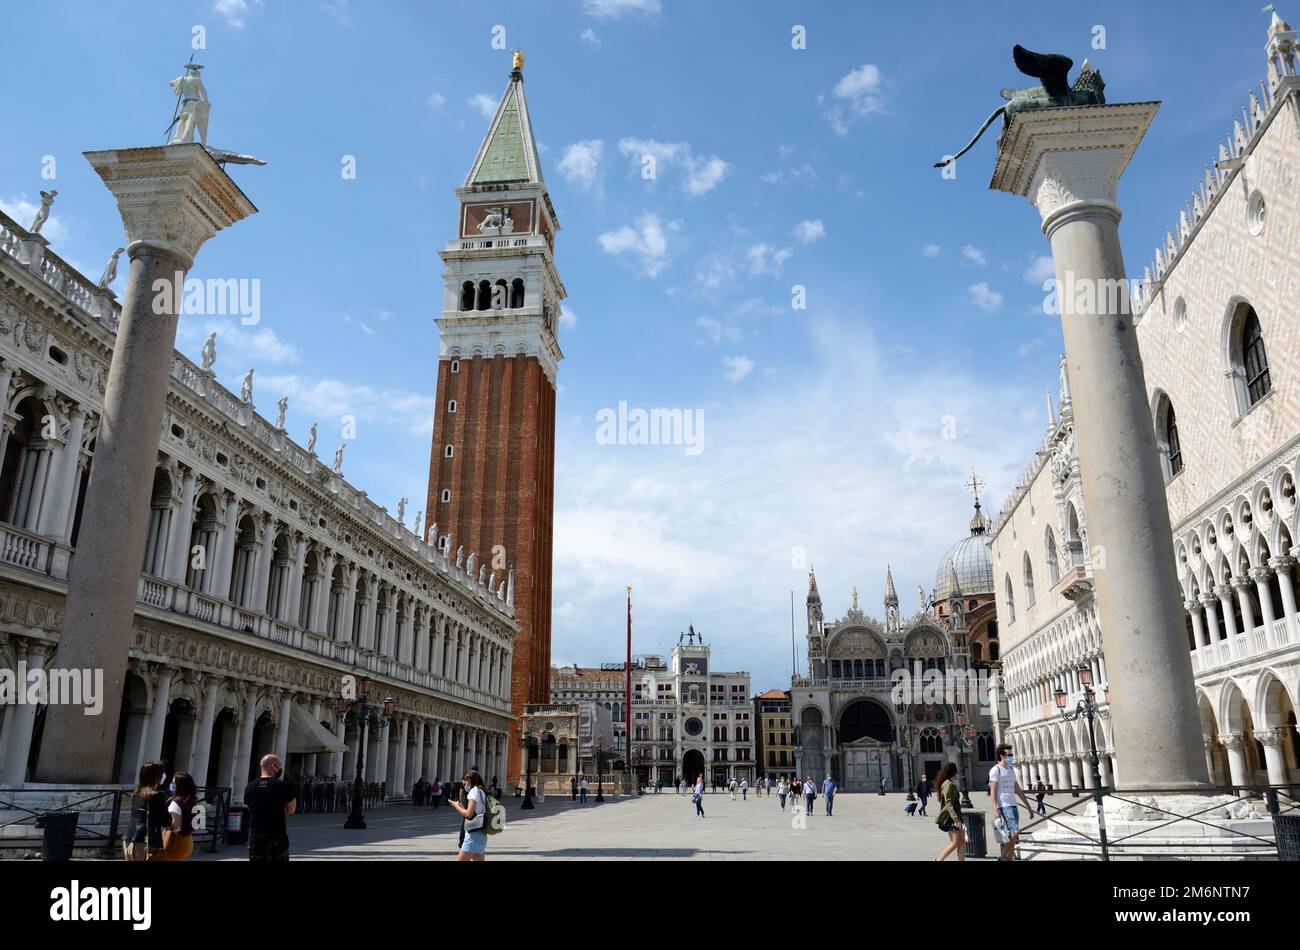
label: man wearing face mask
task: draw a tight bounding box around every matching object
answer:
[987,744,1032,861]
[245,753,297,862]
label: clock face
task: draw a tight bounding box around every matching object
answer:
[684,717,704,737]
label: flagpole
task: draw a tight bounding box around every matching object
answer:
[626,585,635,795]
[790,590,796,678]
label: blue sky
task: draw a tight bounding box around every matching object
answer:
[0,0,1279,691]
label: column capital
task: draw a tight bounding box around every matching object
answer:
[1218,733,1245,751]
[990,101,1160,236]
[1258,728,1288,749]
[1183,599,1201,612]
[84,144,257,269]
[1248,566,1273,583]
[1230,576,1254,592]
[1213,584,1233,600]
[1198,592,1218,608]
[1267,555,1296,572]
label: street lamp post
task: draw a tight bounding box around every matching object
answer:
[595,738,605,803]
[1055,663,1110,861]
[338,681,396,830]
[518,732,536,809]
[1054,663,1108,790]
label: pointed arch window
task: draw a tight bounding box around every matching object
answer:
[1045,528,1060,585]
[1023,553,1036,608]
[1242,308,1271,406]
[1004,575,1016,624]
[1165,401,1183,477]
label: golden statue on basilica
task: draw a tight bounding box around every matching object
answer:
[512,49,525,71]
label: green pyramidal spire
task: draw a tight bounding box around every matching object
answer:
[466,60,544,187]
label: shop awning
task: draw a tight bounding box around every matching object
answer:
[287,704,347,754]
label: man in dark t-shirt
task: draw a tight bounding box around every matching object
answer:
[244,753,297,861]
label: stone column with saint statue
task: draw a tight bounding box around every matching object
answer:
[35,67,259,784]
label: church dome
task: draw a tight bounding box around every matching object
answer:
[933,501,994,601]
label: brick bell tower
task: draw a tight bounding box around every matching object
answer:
[426,52,562,782]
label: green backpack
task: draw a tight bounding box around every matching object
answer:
[483,792,506,836]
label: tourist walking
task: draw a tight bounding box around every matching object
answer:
[777,777,788,811]
[448,768,489,861]
[988,743,1033,861]
[803,776,815,814]
[729,777,738,800]
[431,777,443,808]
[916,775,932,816]
[933,762,965,862]
[122,761,168,861]
[1034,776,1047,815]
[741,778,749,800]
[693,775,706,817]
[579,776,589,804]
[245,753,297,862]
[822,773,837,816]
[571,775,578,802]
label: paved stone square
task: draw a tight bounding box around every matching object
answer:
[199,790,989,861]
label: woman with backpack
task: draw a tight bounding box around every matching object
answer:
[692,774,706,818]
[154,772,199,862]
[448,768,489,861]
[933,762,966,862]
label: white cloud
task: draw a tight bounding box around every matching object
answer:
[560,305,578,329]
[427,92,446,110]
[260,374,435,436]
[921,243,941,258]
[557,140,604,193]
[583,0,661,17]
[822,64,887,135]
[0,193,68,244]
[696,316,742,346]
[722,355,755,382]
[213,0,262,28]
[793,219,826,244]
[321,0,351,27]
[598,213,673,277]
[1024,255,1055,284]
[343,314,375,336]
[746,243,793,277]
[761,163,818,187]
[468,93,497,119]
[1017,338,1044,357]
[961,244,988,267]
[968,282,1004,313]
[616,137,730,196]
[580,27,601,46]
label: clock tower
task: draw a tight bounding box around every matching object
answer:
[426,54,563,781]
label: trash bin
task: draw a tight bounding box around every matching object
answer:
[1275,814,1300,861]
[226,803,251,846]
[35,811,79,861]
[963,811,987,858]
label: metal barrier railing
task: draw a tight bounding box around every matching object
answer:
[1014,782,1299,860]
[0,786,232,856]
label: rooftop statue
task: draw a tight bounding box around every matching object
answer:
[97,247,124,289]
[934,45,1105,168]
